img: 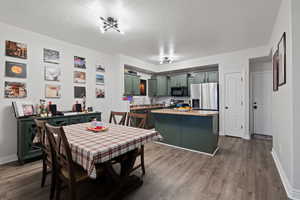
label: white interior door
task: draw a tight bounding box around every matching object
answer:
[224,72,244,138]
[252,71,272,136]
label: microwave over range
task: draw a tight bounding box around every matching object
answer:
[171,87,188,97]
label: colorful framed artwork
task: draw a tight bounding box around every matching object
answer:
[278,32,286,86]
[44,48,60,64]
[4,81,27,98]
[273,49,279,92]
[74,86,86,98]
[5,61,27,78]
[45,65,61,81]
[74,56,86,69]
[45,84,61,98]
[96,86,105,98]
[96,74,104,85]
[73,71,86,83]
[5,40,27,59]
[140,79,147,96]
[96,64,105,72]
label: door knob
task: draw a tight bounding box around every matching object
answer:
[253,105,258,109]
[225,106,229,109]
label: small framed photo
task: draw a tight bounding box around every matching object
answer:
[273,49,279,92]
[73,71,86,83]
[96,64,105,72]
[96,86,105,98]
[45,84,61,98]
[45,65,61,81]
[5,40,27,59]
[278,32,286,86]
[96,74,104,85]
[5,81,27,98]
[44,48,60,64]
[12,101,36,118]
[74,86,86,98]
[74,56,86,69]
[5,61,27,78]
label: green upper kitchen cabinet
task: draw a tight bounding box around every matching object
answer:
[156,75,168,96]
[170,74,188,87]
[148,78,157,97]
[124,74,140,96]
[206,71,219,82]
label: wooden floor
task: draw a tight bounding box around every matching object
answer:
[0,137,287,200]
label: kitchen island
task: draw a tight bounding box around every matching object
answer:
[152,109,219,156]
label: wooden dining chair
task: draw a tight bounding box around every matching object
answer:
[109,111,127,125]
[34,119,56,200]
[126,112,147,175]
[45,123,101,200]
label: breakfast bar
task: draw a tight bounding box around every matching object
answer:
[152,109,219,155]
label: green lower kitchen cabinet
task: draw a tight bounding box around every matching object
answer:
[124,74,140,96]
[17,112,101,164]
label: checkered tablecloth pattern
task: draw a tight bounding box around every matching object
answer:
[63,122,162,179]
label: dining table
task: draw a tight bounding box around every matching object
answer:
[62,121,162,197]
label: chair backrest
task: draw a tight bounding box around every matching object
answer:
[34,119,47,146]
[109,111,127,125]
[45,123,76,182]
[126,112,147,129]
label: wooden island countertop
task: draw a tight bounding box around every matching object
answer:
[151,109,219,117]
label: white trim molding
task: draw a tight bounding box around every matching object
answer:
[271,149,300,200]
[0,154,18,165]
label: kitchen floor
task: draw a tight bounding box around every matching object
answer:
[0,137,287,200]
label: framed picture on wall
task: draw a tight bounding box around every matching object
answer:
[44,48,60,64]
[74,56,86,69]
[45,65,61,81]
[5,61,27,78]
[96,64,105,72]
[96,74,104,85]
[278,32,286,86]
[12,101,36,118]
[5,40,27,59]
[45,84,61,98]
[73,71,86,83]
[96,86,105,98]
[4,81,27,98]
[273,49,279,92]
[74,86,86,98]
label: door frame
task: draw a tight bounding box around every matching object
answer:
[250,70,273,136]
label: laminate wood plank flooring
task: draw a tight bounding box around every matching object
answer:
[0,137,287,200]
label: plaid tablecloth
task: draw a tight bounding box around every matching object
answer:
[63,122,162,179]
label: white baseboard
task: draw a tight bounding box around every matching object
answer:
[0,154,18,165]
[271,149,300,200]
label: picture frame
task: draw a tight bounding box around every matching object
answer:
[74,86,86,98]
[4,81,27,98]
[45,84,61,98]
[96,86,105,98]
[278,32,286,86]
[74,56,86,69]
[44,48,60,64]
[5,40,27,59]
[45,65,61,81]
[5,61,27,78]
[96,64,105,72]
[96,74,104,85]
[273,49,279,92]
[73,71,86,83]
[12,101,36,118]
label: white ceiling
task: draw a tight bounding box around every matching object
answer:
[0,0,281,64]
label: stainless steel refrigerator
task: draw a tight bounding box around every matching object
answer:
[190,83,219,110]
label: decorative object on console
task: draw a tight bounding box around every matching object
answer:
[12,101,36,118]
[5,61,27,78]
[74,86,86,98]
[96,64,105,72]
[96,74,104,85]
[96,86,105,98]
[73,71,86,83]
[278,32,286,86]
[4,81,27,98]
[74,56,86,69]
[45,84,61,98]
[100,17,124,34]
[43,48,60,64]
[5,40,27,59]
[45,65,61,81]
[273,49,279,92]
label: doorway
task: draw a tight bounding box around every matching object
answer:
[249,58,273,136]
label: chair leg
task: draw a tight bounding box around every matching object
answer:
[69,182,77,200]
[41,158,47,188]
[141,146,145,175]
[55,178,61,200]
[50,170,56,200]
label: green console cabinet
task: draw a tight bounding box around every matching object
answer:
[17,112,101,164]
